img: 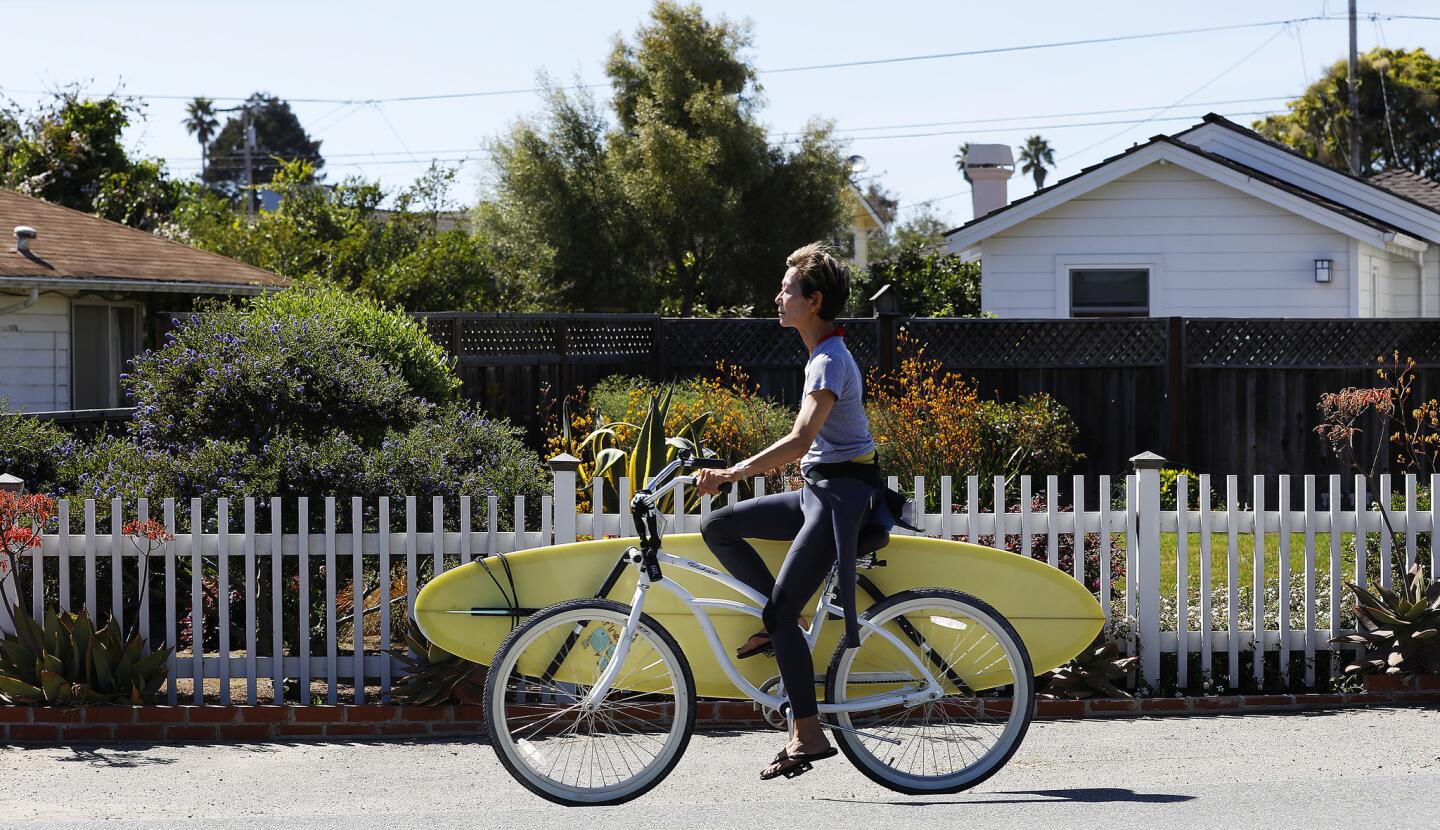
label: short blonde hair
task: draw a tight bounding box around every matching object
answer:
[786,241,850,321]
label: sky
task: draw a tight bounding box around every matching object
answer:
[2,0,1438,229]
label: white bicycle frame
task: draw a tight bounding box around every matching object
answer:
[579,461,945,715]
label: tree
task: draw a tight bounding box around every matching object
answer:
[861,181,899,227]
[953,142,973,183]
[480,1,849,315]
[0,92,183,230]
[202,92,324,203]
[854,207,981,317]
[182,97,219,179]
[164,159,536,312]
[1018,135,1055,189]
[1255,47,1440,178]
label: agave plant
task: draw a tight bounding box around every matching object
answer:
[0,606,171,705]
[571,389,716,512]
[1042,635,1141,699]
[391,622,485,705]
[1331,563,1440,676]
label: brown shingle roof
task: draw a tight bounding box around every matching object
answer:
[0,188,288,292]
[1369,169,1440,213]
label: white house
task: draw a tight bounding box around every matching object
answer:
[1,188,288,412]
[945,114,1440,319]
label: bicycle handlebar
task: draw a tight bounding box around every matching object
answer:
[637,453,732,506]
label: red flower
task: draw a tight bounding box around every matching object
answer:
[122,519,175,543]
[3,526,41,550]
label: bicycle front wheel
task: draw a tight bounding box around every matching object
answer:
[483,598,697,806]
[825,588,1034,795]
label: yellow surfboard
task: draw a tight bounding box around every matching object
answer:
[414,533,1103,699]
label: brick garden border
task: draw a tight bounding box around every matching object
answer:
[3,677,1436,744]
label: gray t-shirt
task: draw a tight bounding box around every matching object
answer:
[800,335,876,472]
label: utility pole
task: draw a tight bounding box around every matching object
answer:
[242,106,256,219]
[1348,0,1361,176]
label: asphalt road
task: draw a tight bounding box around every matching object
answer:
[4,706,1438,829]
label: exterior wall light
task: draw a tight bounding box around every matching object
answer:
[1314,259,1333,283]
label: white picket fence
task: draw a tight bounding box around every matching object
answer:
[5,453,1437,703]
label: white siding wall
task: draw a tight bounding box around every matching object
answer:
[1361,244,1390,316]
[1371,246,1422,317]
[1427,256,1440,317]
[981,163,1356,318]
[0,294,69,411]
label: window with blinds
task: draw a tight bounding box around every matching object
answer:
[71,303,138,409]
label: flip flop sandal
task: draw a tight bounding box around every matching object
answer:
[736,631,772,660]
[760,746,839,781]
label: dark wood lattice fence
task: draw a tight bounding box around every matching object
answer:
[415,314,1440,506]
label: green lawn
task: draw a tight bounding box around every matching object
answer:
[1152,532,1423,596]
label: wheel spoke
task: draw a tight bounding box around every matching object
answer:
[828,592,1032,793]
[487,602,692,804]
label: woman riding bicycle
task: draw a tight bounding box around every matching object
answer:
[694,241,881,781]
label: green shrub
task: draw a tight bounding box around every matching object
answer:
[246,284,459,403]
[971,393,1081,488]
[0,397,68,488]
[553,367,796,501]
[375,403,548,528]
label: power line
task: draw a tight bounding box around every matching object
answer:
[171,106,1279,169]
[761,15,1330,74]
[10,11,1427,106]
[1059,25,1290,162]
[842,110,1278,142]
[770,95,1300,138]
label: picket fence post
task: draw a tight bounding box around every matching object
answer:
[549,454,580,545]
[1131,450,1165,687]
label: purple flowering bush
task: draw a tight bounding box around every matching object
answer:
[5,286,546,533]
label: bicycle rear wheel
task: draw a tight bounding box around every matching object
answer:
[483,598,696,806]
[824,588,1034,794]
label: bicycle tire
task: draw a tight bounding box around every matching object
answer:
[483,598,697,806]
[824,588,1035,795]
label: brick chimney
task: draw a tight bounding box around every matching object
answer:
[964,145,1015,219]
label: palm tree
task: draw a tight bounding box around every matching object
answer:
[1019,135,1056,190]
[182,97,219,180]
[953,142,973,183]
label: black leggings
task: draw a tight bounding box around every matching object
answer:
[698,479,873,719]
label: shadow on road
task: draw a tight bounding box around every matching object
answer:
[821,787,1195,806]
[54,748,180,769]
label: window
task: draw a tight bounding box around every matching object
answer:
[71,303,139,409]
[1070,269,1149,317]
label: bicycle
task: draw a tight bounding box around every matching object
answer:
[482,452,1035,805]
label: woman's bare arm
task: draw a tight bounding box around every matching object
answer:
[694,391,834,495]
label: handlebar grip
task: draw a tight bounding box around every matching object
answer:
[689,457,727,470]
[717,482,733,495]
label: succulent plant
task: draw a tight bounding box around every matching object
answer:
[1043,635,1141,699]
[391,622,486,705]
[1331,563,1440,676]
[0,606,172,705]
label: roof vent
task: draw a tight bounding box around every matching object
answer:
[13,226,37,254]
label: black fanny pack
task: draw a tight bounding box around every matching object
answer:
[803,460,882,488]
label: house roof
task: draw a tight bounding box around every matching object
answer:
[944,116,1427,245]
[1175,114,1440,221]
[0,188,288,294]
[847,183,887,232]
[1369,169,1440,213]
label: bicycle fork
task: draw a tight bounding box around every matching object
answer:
[578,572,652,711]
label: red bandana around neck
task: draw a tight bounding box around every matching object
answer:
[818,326,845,345]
